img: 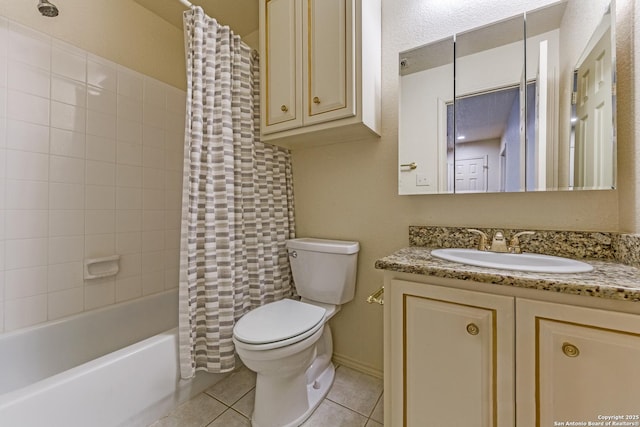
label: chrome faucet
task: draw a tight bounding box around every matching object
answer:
[467,229,535,253]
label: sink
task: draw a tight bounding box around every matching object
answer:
[430,248,593,274]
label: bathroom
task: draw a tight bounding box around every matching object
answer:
[0,0,637,425]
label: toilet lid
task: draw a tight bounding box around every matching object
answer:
[233,299,326,345]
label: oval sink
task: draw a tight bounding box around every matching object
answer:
[430,248,593,274]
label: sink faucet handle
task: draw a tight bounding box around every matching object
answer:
[467,229,489,251]
[509,231,535,254]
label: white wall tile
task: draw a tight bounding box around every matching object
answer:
[51,101,86,132]
[141,250,164,274]
[84,233,115,258]
[84,279,114,310]
[116,141,142,166]
[115,275,141,302]
[49,210,84,237]
[165,170,183,191]
[6,180,48,210]
[6,150,49,181]
[116,210,141,233]
[116,232,141,255]
[85,210,115,235]
[118,68,143,101]
[86,110,116,139]
[143,167,164,190]
[48,287,84,320]
[50,128,85,158]
[143,146,164,169]
[117,96,142,121]
[5,210,48,239]
[85,185,115,210]
[165,189,183,210]
[85,134,116,163]
[87,56,117,92]
[164,248,180,270]
[50,155,85,184]
[142,230,164,252]
[52,44,87,83]
[143,189,165,211]
[142,104,165,129]
[116,164,142,188]
[48,261,83,292]
[142,125,165,149]
[85,160,115,186]
[8,23,51,71]
[164,228,180,249]
[87,87,117,115]
[164,268,179,290]
[118,253,141,278]
[142,270,165,296]
[4,266,47,299]
[142,210,164,231]
[48,236,83,265]
[117,117,142,144]
[7,90,49,126]
[6,120,49,153]
[143,78,166,107]
[165,112,185,134]
[51,76,87,107]
[50,182,85,210]
[5,238,48,270]
[116,187,142,210]
[8,61,50,98]
[4,294,47,331]
[166,86,187,113]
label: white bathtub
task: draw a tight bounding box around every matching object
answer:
[0,289,226,427]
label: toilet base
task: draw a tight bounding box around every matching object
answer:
[251,362,335,427]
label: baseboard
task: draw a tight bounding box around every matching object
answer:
[332,353,383,379]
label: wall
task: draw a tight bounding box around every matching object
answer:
[0,16,186,332]
[292,0,631,376]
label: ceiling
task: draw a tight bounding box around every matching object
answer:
[134,0,259,36]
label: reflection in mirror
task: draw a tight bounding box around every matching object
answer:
[454,14,524,193]
[397,0,616,195]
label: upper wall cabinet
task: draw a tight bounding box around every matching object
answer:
[398,0,616,195]
[259,0,381,148]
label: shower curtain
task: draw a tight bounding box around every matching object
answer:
[179,7,296,377]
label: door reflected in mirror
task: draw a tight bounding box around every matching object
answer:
[398,0,616,195]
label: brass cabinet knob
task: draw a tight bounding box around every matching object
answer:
[466,323,480,336]
[313,96,320,104]
[562,342,580,357]
[281,105,288,112]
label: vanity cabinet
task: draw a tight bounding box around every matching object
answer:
[386,279,515,427]
[259,0,381,147]
[516,299,640,426]
[385,277,640,426]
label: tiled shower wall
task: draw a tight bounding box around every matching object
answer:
[0,18,186,332]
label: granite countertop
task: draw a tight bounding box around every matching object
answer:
[375,246,640,303]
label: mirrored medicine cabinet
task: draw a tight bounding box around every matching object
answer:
[398,0,616,195]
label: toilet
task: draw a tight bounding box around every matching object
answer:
[232,237,359,427]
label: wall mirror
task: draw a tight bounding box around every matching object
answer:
[398,0,616,195]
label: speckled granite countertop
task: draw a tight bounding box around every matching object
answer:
[375,226,640,303]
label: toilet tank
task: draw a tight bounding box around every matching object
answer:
[286,238,360,305]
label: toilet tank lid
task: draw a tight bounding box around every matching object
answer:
[286,238,359,254]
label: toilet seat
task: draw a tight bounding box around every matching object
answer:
[233,299,326,351]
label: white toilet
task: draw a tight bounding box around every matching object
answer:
[232,237,359,427]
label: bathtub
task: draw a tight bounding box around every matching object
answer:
[0,289,226,427]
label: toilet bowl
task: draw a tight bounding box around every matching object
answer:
[232,238,359,427]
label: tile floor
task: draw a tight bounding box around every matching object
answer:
[148,364,384,427]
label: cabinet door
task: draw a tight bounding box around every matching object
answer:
[388,280,514,427]
[303,0,355,125]
[517,299,640,426]
[261,0,302,133]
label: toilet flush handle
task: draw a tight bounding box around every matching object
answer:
[288,250,297,258]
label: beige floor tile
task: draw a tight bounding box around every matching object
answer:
[370,392,383,422]
[206,409,251,427]
[365,420,383,427]
[231,388,255,419]
[148,393,227,427]
[302,399,368,427]
[205,365,257,405]
[326,366,383,417]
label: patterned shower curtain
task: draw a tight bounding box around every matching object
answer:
[179,7,296,378]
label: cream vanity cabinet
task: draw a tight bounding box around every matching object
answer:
[259,0,381,147]
[384,277,640,426]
